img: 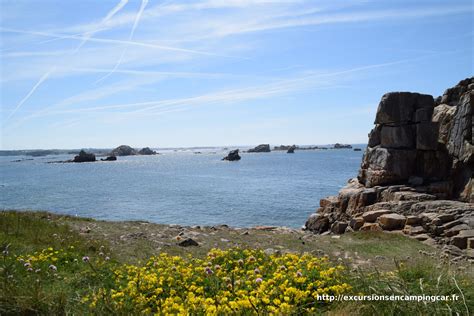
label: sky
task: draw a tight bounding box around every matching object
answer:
[0,0,472,150]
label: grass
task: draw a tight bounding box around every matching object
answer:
[1,210,473,315]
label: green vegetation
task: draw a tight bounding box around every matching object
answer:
[1,211,472,315]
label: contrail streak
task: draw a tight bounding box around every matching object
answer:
[2,1,129,125]
[95,0,149,83]
[5,68,55,121]
[76,0,129,51]
[0,27,246,59]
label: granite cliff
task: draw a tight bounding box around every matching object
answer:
[305,78,474,258]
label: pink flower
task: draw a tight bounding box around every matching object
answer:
[49,264,57,271]
[82,256,90,262]
[24,262,31,267]
[255,278,263,283]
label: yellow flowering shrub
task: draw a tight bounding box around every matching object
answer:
[87,248,351,315]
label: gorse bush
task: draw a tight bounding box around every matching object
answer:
[1,212,473,315]
[87,248,351,315]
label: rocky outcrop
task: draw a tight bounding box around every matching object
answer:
[138,147,157,155]
[73,150,96,163]
[110,145,137,156]
[222,149,241,161]
[287,145,296,154]
[305,78,474,258]
[247,144,271,153]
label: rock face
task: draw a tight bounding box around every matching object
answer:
[247,144,271,153]
[305,78,474,257]
[138,147,157,155]
[222,149,241,161]
[73,150,96,162]
[110,145,137,156]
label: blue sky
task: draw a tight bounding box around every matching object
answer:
[0,0,472,149]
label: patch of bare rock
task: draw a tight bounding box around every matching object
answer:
[305,78,474,260]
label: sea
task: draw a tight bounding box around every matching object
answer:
[0,147,364,228]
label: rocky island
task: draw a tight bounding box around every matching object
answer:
[305,78,474,259]
[247,144,271,153]
[222,149,241,161]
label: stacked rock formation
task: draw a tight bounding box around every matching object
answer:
[305,78,473,258]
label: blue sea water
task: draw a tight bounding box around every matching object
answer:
[0,148,364,228]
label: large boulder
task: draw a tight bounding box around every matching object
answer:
[110,145,137,156]
[222,149,241,161]
[247,144,271,153]
[358,147,417,186]
[374,92,434,125]
[377,213,407,230]
[73,150,96,163]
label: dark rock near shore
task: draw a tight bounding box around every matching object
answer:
[305,77,474,258]
[110,145,137,156]
[138,147,157,155]
[287,145,296,154]
[73,150,96,163]
[247,144,271,153]
[222,149,241,161]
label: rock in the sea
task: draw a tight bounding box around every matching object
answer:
[247,144,271,153]
[73,150,96,163]
[222,149,241,161]
[333,143,352,149]
[101,156,117,161]
[287,145,296,154]
[138,147,157,155]
[110,145,137,156]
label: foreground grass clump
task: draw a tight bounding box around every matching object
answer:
[87,248,350,314]
[341,261,474,316]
